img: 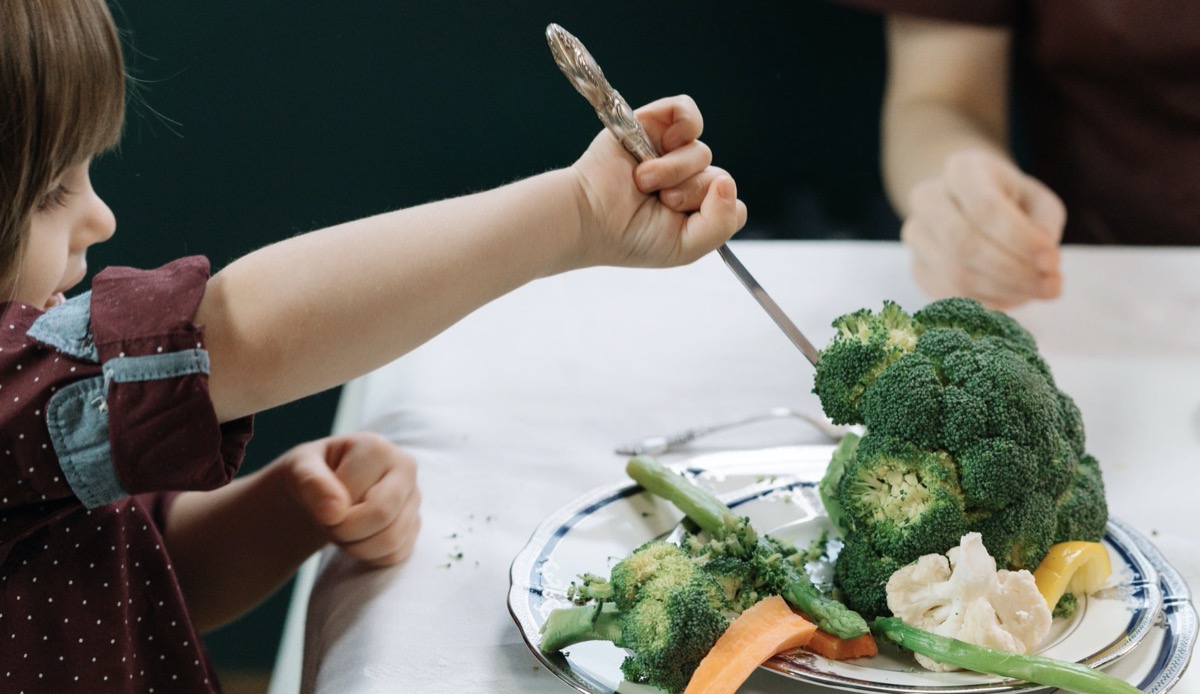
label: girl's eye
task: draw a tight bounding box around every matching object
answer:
[36,184,72,211]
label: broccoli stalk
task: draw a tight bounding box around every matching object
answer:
[540,602,624,653]
[873,618,1139,694]
[626,455,868,639]
[625,454,748,542]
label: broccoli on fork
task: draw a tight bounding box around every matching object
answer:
[813,300,920,425]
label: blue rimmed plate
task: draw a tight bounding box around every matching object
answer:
[509,446,1194,693]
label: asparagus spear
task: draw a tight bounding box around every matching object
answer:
[874,617,1141,694]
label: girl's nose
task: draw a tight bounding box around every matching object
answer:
[76,172,117,246]
[83,192,117,244]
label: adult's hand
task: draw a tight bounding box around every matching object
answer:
[901,149,1066,309]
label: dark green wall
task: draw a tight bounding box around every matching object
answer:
[91,0,891,673]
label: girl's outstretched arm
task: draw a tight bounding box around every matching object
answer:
[196,95,746,422]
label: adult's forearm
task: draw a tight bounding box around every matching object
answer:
[198,168,584,422]
[880,15,1013,216]
[880,100,1008,215]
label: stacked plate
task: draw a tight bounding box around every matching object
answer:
[509,446,1198,694]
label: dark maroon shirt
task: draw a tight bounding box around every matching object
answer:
[840,0,1200,245]
[0,256,253,693]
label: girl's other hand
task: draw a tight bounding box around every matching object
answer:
[569,94,747,269]
[284,432,421,566]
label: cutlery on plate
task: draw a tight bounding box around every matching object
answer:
[545,23,822,366]
[614,407,850,456]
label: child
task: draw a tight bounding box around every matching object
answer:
[0,1,746,692]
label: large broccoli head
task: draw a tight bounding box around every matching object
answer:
[816,298,1110,611]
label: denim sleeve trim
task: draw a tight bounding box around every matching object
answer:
[26,291,99,362]
[45,351,209,509]
[102,349,210,387]
[46,375,125,509]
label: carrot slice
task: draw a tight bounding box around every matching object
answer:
[804,629,878,660]
[684,595,817,694]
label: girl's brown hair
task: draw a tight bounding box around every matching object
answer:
[0,0,126,293]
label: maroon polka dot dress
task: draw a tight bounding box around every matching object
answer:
[0,257,253,692]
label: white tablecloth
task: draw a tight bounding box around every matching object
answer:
[269,240,1200,694]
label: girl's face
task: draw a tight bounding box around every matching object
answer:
[15,161,115,309]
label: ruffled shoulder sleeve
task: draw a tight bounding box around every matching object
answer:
[32,257,252,508]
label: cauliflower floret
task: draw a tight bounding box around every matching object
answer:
[885,532,1051,672]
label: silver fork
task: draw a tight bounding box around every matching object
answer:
[614,407,850,456]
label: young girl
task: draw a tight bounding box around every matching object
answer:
[0,1,746,691]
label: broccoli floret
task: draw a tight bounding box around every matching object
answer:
[749,534,801,596]
[1053,454,1108,544]
[912,324,976,362]
[814,301,920,424]
[1039,435,1079,500]
[1052,592,1079,619]
[567,572,613,603]
[939,338,1063,454]
[680,514,758,562]
[974,491,1057,570]
[541,457,874,691]
[833,534,902,619]
[609,540,707,609]
[868,340,1061,453]
[938,385,990,454]
[916,296,1059,394]
[797,529,831,565]
[698,554,757,612]
[617,585,729,692]
[540,540,728,693]
[837,434,968,560]
[956,438,1039,511]
[858,351,945,449]
[818,431,860,535]
[913,297,1038,355]
[1058,390,1087,458]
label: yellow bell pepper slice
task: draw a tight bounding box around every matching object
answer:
[1032,541,1112,612]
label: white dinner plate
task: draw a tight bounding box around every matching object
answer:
[509,445,1196,693]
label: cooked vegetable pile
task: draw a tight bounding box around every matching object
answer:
[540,455,867,693]
[537,297,1130,693]
[539,453,1133,694]
[814,298,1109,618]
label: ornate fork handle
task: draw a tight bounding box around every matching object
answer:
[545,23,822,366]
[546,23,659,163]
